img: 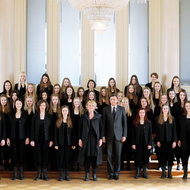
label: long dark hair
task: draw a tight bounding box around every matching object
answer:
[133,108,150,127]
[39,73,52,91]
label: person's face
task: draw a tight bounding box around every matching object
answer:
[169,91,175,100]
[162,105,169,114]
[110,96,118,106]
[143,89,150,98]
[42,92,48,100]
[54,85,60,94]
[62,107,69,116]
[52,96,58,105]
[173,78,180,87]
[67,87,73,96]
[185,103,190,113]
[122,99,129,107]
[139,110,145,119]
[26,98,33,107]
[89,92,94,100]
[161,95,167,105]
[101,89,106,97]
[117,93,123,101]
[0,97,7,106]
[42,76,48,84]
[109,79,115,87]
[151,75,157,83]
[63,79,69,87]
[179,92,186,101]
[78,89,84,96]
[15,100,22,110]
[88,81,95,89]
[5,82,11,91]
[131,77,136,85]
[28,85,34,93]
[86,102,96,112]
[20,75,26,82]
[12,93,17,101]
[155,83,161,91]
[129,85,134,93]
[39,102,46,112]
[74,99,80,108]
[141,99,147,108]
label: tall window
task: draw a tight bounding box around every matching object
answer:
[60,2,81,86]
[128,2,149,85]
[26,0,47,85]
[180,0,190,85]
[94,16,116,86]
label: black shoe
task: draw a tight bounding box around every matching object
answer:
[84,172,89,181]
[114,175,119,180]
[92,173,98,181]
[12,167,17,180]
[109,175,114,180]
[176,164,181,170]
[65,171,70,181]
[59,171,64,181]
[135,168,140,179]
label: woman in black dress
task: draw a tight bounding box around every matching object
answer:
[178,101,190,179]
[61,86,75,109]
[70,97,85,171]
[107,78,120,98]
[54,105,76,181]
[77,87,86,109]
[145,72,159,92]
[14,72,27,97]
[152,81,163,107]
[156,104,177,179]
[7,98,29,180]
[85,79,99,102]
[78,100,103,181]
[0,80,13,101]
[132,108,152,179]
[98,86,109,114]
[30,99,53,181]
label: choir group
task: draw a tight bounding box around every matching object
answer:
[0,72,190,181]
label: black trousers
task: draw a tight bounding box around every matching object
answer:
[159,142,174,166]
[106,138,122,177]
[35,140,49,167]
[0,146,3,166]
[56,145,71,171]
[84,156,97,173]
[11,139,25,167]
[181,149,190,167]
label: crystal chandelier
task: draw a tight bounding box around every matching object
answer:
[66,0,148,33]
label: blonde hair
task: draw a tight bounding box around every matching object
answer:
[18,72,28,90]
[86,100,97,111]
[73,97,85,116]
[24,83,37,103]
[122,97,132,117]
[61,77,72,93]
[24,96,35,113]
[142,87,155,110]
[49,94,61,115]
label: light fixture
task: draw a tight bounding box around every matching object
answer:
[57,0,148,33]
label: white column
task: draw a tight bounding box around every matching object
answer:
[0,0,14,91]
[47,0,60,85]
[160,0,180,90]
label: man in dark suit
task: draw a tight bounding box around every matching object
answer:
[102,95,127,180]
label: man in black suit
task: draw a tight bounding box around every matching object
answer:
[102,95,127,180]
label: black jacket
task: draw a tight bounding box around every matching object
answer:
[0,114,6,141]
[8,111,28,140]
[132,121,152,146]
[31,113,53,141]
[54,122,75,146]
[178,114,190,150]
[78,112,103,165]
[156,117,177,143]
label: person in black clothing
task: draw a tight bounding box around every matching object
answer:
[36,73,53,99]
[14,72,27,97]
[54,105,76,181]
[98,87,109,114]
[0,80,12,101]
[70,97,85,171]
[152,81,163,107]
[30,99,53,181]
[178,101,190,179]
[78,100,103,181]
[145,72,159,92]
[7,98,29,180]
[156,104,177,179]
[0,111,6,176]
[132,108,152,179]
[85,79,99,102]
[173,89,188,170]
[167,89,177,117]
[121,97,135,171]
